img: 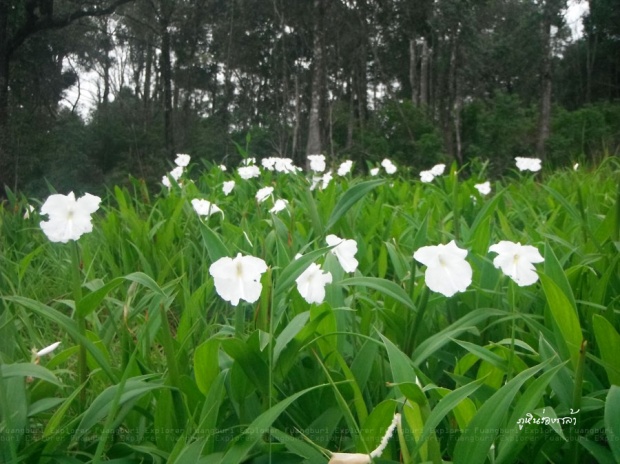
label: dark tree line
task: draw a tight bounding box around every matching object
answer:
[1,0,619,196]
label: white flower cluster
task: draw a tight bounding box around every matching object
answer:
[261,157,300,173]
[162,154,191,187]
[414,239,544,297]
[381,158,397,174]
[208,233,358,307]
[515,157,542,172]
[419,163,446,183]
[307,154,326,173]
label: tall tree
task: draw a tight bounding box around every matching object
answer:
[0,0,133,195]
[305,0,325,157]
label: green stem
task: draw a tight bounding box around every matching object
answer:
[158,304,187,431]
[570,339,587,464]
[0,360,18,462]
[235,305,246,338]
[406,286,429,356]
[70,241,87,411]
[507,281,517,381]
[396,414,411,464]
[452,166,460,242]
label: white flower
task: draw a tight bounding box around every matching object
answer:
[308,154,326,173]
[162,166,184,187]
[515,157,542,172]
[337,160,353,176]
[413,240,472,297]
[238,165,261,179]
[296,263,332,304]
[209,253,268,306]
[175,154,191,167]
[270,199,288,213]
[310,175,322,191]
[321,171,333,189]
[573,163,579,171]
[23,204,35,219]
[256,186,274,203]
[222,180,235,195]
[488,241,544,286]
[274,158,299,173]
[420,170,435,183]
[430,163,446,176]
[370,167,380,176]
[40,192,101,243]
[170,166,184,180]
[474,181,491,196]
[220,164,227,171]
[326,234,358,273]
[35,342,61,357]
[241,157,256,166]
[261,157,277,171]
[191,199,223,217]
[381,158,397,174]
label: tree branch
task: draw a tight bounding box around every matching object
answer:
[8,0,135,56]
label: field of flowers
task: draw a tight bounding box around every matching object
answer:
[0,154,619,464]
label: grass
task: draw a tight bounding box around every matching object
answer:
[0,157,619,463]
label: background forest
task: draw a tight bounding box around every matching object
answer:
[0,0,619,197]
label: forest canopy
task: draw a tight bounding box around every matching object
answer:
[0,0,619,197]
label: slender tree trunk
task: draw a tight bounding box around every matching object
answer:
[143,36,153,123]
[420,37,429,107]
[409,38,418,105]
[160,16,174,160]
[537,3,553,158]
[346,80,354,149]
[292,74,300,158]
[306,0,324,158]
[0,0,12,194]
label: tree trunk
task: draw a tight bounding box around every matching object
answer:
[536,3,553,158]
[306,0,324,158]
[160,16,174,160]
[420,37,429,107]
[0,0,12,194]
[409,38,418,105]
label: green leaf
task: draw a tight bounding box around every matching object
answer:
[539,273,583,370]
[379,334,418,393]
[270,427,327,462]
[76,277,123,317]
[592,315,620,385]
[124,272,167,296]
[412,308,505,367]
[221,337,271,396]
[220,383,328,464]
[198,222,230,262]
[75,376,167,441]
[605,385,620,463]
[453,360,550,464]
[326,179,384,231]
[0,363,62,386]
[4,296,116,382]
[412,378,485,455]
[274,247,331,298]
[339,277,416,312]
[496,362,567,464]
[273,311,310,365]
[193,338,221,395]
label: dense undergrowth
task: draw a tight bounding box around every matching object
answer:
[1,156,619,463]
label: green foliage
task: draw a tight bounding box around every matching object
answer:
[0,158,619,463]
